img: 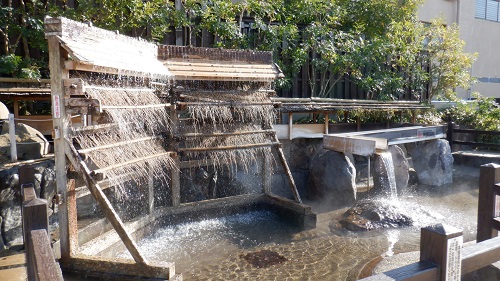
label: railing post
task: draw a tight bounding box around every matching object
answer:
[477,163,500,242]
[420,224,463,281]
[23,189,49,281]
[9,113,17,162]
[446,114,454,152]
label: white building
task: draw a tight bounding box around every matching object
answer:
[419,0,500,101]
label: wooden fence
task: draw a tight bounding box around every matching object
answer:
[447,119,500,152]
[359,163,500,281]
[21,165,64,281]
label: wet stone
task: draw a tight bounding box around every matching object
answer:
[339,200,413,231]
[240,250,287,268]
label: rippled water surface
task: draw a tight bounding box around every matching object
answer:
[114,169,479,281]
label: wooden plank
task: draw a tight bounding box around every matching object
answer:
[92,152,175,175]
[477,163,500,242]
[171,155,181,207]
[66,254,175,280]
[0,88,51,93]
[270,132,302,203]
[30,229,64,281]
[178,142,280,152]
[165,59,276,68]
[177,129,275,139]
[0,77,51,83]
[47,33,71,264]
[67,178,79,257]
[78,136,161,154]
[324,135,383,156]
[359,262,439,281]
[64,140,147,265]
[461,236,500,274]
[23,197,49,281]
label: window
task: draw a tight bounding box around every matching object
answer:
[476,0,500,22]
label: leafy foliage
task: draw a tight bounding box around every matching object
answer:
[2,0,477,100]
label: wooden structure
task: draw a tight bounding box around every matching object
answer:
[20,165,64,281]
[359,163,500,281]
[0,78,52,135]
[447,118,500,152]
[45,16,312,280]
[272,97,430,140]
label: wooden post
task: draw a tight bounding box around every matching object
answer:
[420,224,463,281]
[356,116,361,131]
[171,154,181,207]
[46,18,72,263]
[23,193,49,281]
[30,229,64,281]
[288,112,293,140]
[270,133,302,204]
[9,113,17,162]
[262,151,272,195]
[148,164,155,214]
[64,141,148,265]
[324,113,329,135]
[447,115,455,152]
[477,163,500,242]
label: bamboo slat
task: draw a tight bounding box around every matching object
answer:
[78,136,161,154]
[92,152,175,175]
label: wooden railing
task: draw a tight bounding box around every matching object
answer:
[447,119,500,151]
[359,163,500,281]
[21,165,64,281]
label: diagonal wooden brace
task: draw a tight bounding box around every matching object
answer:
[64,139,147,265]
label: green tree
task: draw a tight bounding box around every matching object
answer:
[423,18,477,101]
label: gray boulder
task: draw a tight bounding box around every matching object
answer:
[0,122,49,161]
[0,102,9,120]
[412,139,454,186]
[308,149,356,208]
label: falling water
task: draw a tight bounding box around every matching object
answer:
[376,151,398,199]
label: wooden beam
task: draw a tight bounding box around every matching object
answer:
[92,152,175,175]
[178,142,280,152]
[177,129,275,139]
[64,140,148,265]
[30,229,64,281]
[47,34,72,264]
[23,196,49,281]
[477,163,500,242]
[65,254,176,280]
[78,136,161,154]
[269,132,302,204]
[461,236,500,274]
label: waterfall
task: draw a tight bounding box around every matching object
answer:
[376,151,398,198]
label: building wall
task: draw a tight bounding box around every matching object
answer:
[419,0,500,100]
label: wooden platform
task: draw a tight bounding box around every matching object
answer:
[0,253,27,281]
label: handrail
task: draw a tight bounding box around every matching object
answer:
[21,165,64,281]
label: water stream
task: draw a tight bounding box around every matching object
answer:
[376,151,398,199]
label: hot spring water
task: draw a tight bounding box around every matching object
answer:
[111,169,479,280]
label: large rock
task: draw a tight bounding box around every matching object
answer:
[372,145,410,196]
[412,139,454,186]
[0,160,57,247]
[0,102,9,120]
[340,199,413,231]
[0,122,49,161]
[308,149,356,208]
